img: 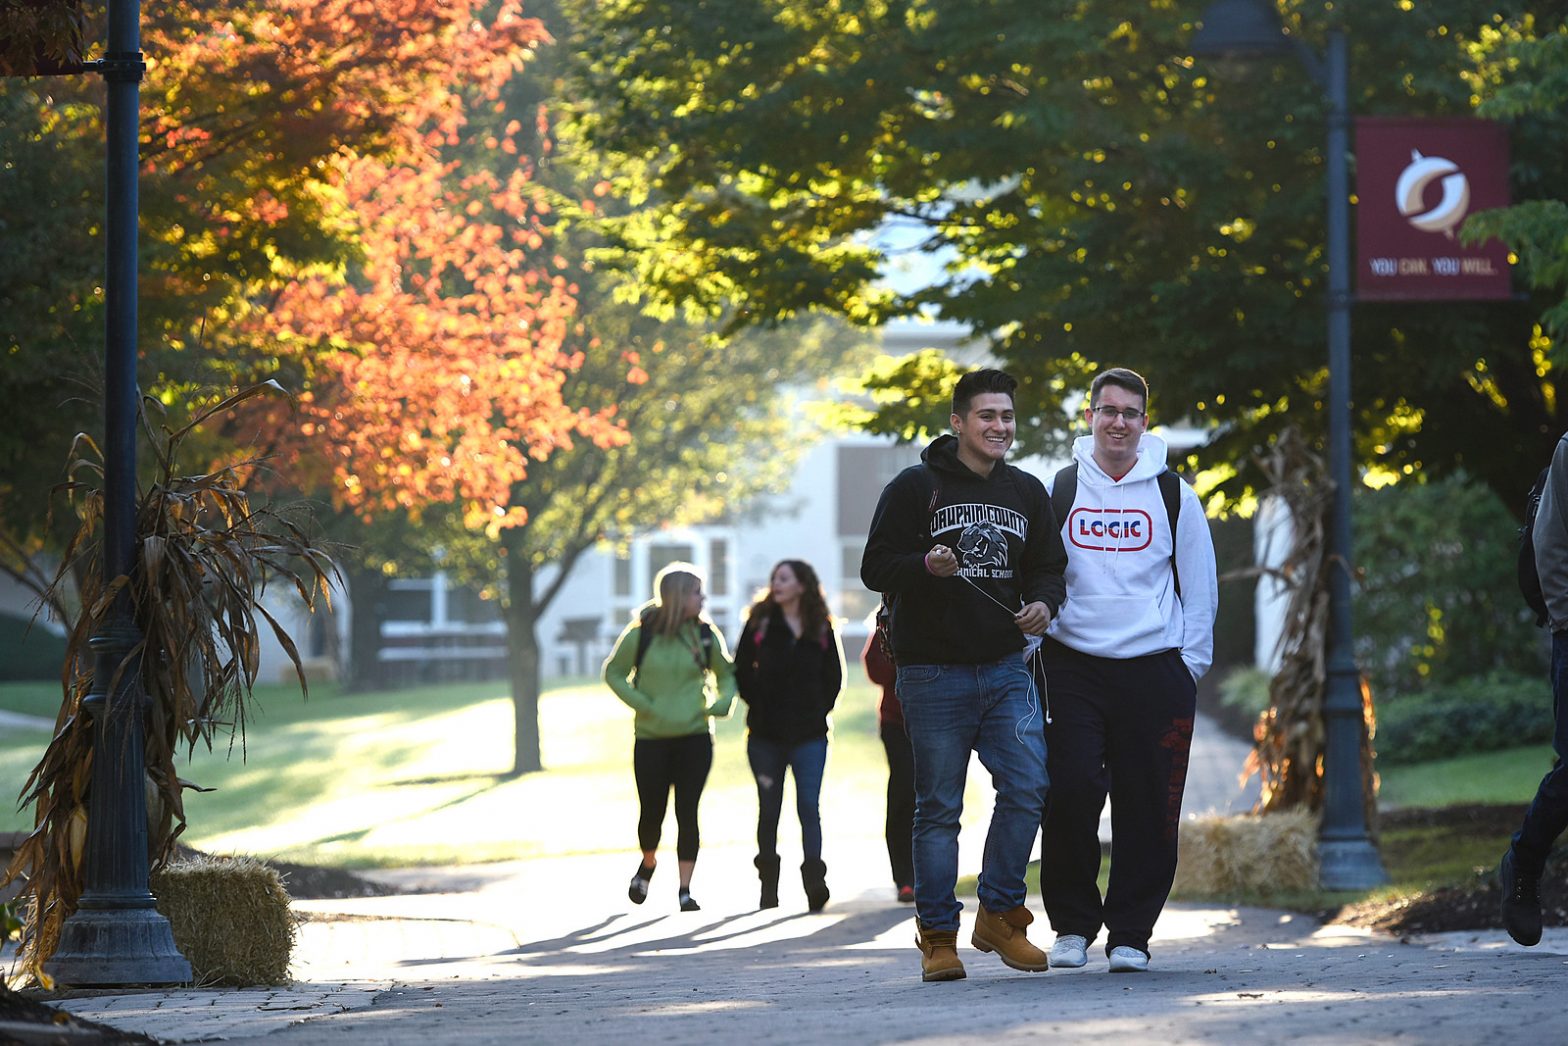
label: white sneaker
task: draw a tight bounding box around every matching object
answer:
[1108,946,1149,973]
[1048,934,1089,968]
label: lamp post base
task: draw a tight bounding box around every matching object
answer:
[43,906,192,987]
[1320,837,1390,891]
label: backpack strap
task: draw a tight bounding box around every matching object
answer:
[918,463,941,536]
[1049,464,1078,531]
[631,613,655,688]
[635,616,717,686]
[1052,463,1183,599]
[875,465,942,664]
[1157,470,1183,601]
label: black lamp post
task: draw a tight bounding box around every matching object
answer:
[41,0,192,986]
[1192,0,1388,890]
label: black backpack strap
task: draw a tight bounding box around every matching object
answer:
[632,616,655,688]
[1054,463,1183,598]
[918,463,941,537]
[876,465,942,664]
[1158,470,1183,601]
[1050,464,1077,531]
[634,616,717,685]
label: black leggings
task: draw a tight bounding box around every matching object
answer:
[633,734,713,861]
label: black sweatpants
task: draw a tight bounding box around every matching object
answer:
[1038,639,1196,955]
[879,721,916,889]
[633,733,713,861]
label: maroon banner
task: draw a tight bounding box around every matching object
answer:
[1355,117,1512,301]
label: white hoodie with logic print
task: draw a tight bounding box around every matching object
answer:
[1045,432,1219,680]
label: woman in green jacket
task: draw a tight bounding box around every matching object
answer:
[604,563,736,912]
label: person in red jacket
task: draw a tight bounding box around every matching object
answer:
[862,627,915,904]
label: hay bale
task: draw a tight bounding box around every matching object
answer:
[152,855,295,986]
[1172,809,1319,898]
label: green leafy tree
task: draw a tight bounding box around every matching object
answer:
[558,0,1566,507]
[0,83,107,618]
[1462,23,1568,341]
[1352,473,1544,695]
[495,303,868,774]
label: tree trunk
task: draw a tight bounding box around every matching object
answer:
[502,532,543,775]
[344,564,387,693]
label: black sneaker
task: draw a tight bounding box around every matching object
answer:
[679,888,701,912]
[1500,848,1543,947]
[628,862,655,905]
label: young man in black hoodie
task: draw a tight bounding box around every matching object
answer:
[861,368,1068,982]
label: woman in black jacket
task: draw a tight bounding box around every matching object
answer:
[734,559,845,912]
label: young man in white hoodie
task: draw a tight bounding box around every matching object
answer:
[1037,367,1218,973]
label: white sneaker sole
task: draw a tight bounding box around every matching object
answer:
[1048,935,1089,968]
[1108,953,1149,973]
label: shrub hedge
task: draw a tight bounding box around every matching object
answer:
[0,613,65,682]
[1376,671,1553,765]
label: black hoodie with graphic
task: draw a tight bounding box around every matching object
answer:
[860,434,1067,666]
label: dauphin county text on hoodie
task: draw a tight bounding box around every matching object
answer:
[1045,432,1218,680]
[861,434,1067,666]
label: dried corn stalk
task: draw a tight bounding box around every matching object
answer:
[1241,428,1378,825]
[2,383,338,980]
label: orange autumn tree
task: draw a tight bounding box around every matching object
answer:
[133,0,554,361]
[228,6,629,719]
[144,2,630,576]
[259,152,624,538]
[5,0,576,578]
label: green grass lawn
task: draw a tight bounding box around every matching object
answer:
[1378,744,1554,809]
[1,677,1553,903]
[0,675,998,870]
[1371,745,1547,896]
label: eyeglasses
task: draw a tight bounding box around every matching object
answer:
[1089,405,1146,422]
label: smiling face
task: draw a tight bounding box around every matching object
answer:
[951,392,1016,476]
[1086,383,1147,475]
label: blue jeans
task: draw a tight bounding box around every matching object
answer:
[1512,630,1568,873]
[748,735,829,861]
[896,654,1047,931]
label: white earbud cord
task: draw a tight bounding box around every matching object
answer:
[955,573,1052,732]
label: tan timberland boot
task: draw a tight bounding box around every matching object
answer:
[915,924,967,982]
[971,904,1049,972]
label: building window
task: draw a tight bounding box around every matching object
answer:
[840,538,877,626]
[383,579,434,623]
[836,444,912,537]
[613,551,632,598]
[709,538,729,596]
[647,543,695,592]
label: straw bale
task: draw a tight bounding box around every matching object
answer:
[152,855,295,986]
[1172,809,1319,897]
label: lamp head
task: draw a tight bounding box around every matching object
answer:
[1191,0,1291,58]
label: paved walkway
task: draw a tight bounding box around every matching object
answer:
[0,708,54,734]
[41,714,1555,1044]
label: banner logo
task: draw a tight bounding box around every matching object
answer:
[1068,508,1153,553]
[1395,150,1470,238]
[1356,117,1510,301]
